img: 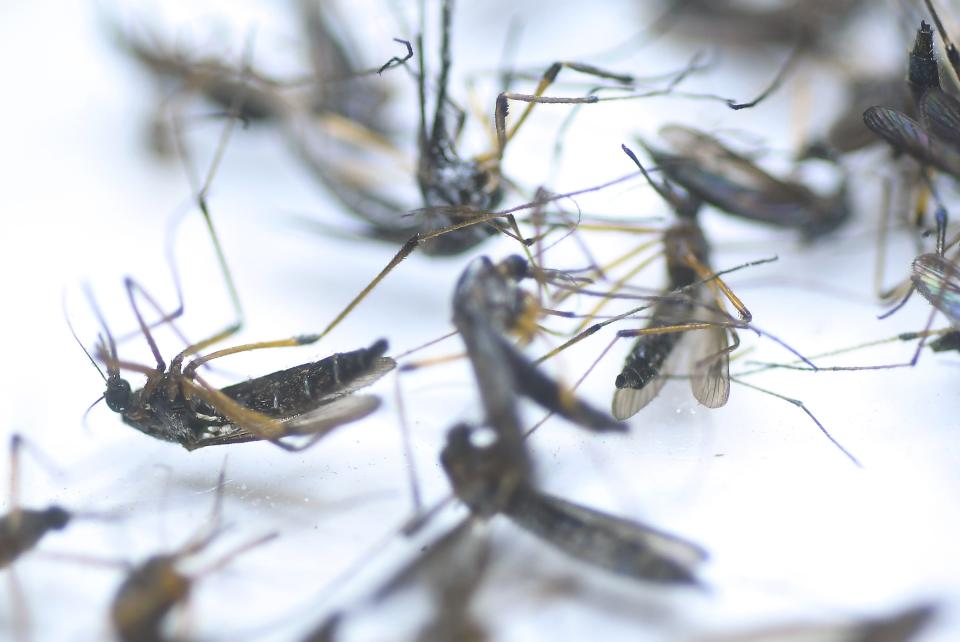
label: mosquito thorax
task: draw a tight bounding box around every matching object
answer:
[104,376,133,413]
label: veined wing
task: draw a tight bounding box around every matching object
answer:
[688,320,731,409]
[864,106,960,178]
[919,88,960,148]
[912,253,960,327]
[692,603,934,642]
[505,488,707,585]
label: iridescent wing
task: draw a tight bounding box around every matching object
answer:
[505,488,707,585]
[912,252,960,327]
[864,106,960,178]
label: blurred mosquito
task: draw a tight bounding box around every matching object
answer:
[109,468,277,642]
[111,2,398,148]
[691,602,934,642]
[434,255,702,585]
[392,250,627,514]
[440,421,707,587]
[657,0,866,51]
[1,434,115,642]
[304,519,491,642]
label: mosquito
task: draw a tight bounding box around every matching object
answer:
[1,434,113,642]
[109,468,276,642]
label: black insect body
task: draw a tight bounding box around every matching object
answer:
[609,145,747,420]
[102,337,395,451]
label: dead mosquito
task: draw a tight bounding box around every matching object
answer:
[526,145,861,465]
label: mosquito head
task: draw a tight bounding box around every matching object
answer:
[104,375,133,414]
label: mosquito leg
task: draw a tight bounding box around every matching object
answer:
[731,377,862,468]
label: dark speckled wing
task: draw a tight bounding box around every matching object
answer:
[920,88,960,148]
[217,340,394,419]
[504,488,707,585]
[693,602,935,642]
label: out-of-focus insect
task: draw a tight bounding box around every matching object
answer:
[110,469,276,642]
[451,255,627,437]
[802,75,914,161]
[1,434,113,642]
[441,420,707,586]
[1,436,72,570]
[304,519,492,642]
[690,602,935,642]
[442,257,703,585]
[111,1,395,143]
[640,126,850,240]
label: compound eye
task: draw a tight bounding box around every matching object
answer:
[105,378,132,413]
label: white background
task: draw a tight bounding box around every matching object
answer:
[0,1,957,640]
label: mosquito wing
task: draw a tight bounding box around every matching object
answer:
[911,253,960,327]
[659,125,787,194]
[919,88,960,148]
[863,106,960,178]
[652,126,827,231]
[505,488,707,585]
[282,394,381,437]
[687,323,731,409]
[692,603,934,642]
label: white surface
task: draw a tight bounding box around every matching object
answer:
[0,1,957,641]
